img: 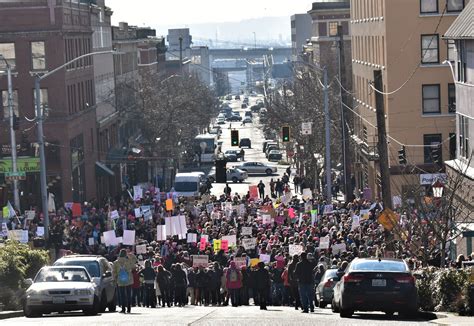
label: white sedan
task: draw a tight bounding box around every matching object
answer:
[24,266,99,317]
[233,162,277,175]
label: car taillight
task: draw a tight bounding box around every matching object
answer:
[343,274,364,283]
[324,280,333,288]
[394,275,415,284]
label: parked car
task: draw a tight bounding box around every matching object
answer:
[250,105,260,113]
[207,167,248,183]
[243,117,252,124]
[332,258,418,318]
[234,161,277,175]
[225,95,232,100]
[239,138,251,148]
[223,152,238,162]
[244,111,252,117]
[267,150,283,162]
[265,145,279,158]
[217,117,226,124]
[227,115,241,122]
[262,140,276,153]
[235,95,241,100]
[224,149,243,160]
[53,254,116,313]
[241,103,248,109]
[315,269,339,308]
[24,266,99,317]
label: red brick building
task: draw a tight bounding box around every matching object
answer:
[0,0,99,206]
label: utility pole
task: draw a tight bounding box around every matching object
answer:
[323,67,332,201]
[253,32,257,50]
[1,55,20,210]
[374,69,392,209]
[337,25,353,203]
[179,36,183,75]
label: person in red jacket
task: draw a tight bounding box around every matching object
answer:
[226,261,242,307]
[131,265,141,307]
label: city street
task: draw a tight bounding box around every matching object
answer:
[2,305,436,326]
[210,96,289,197]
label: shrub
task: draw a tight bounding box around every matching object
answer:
[0,241,49,310]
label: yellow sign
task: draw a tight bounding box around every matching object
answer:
[250,258,260,267]
[377,208,400,231]
[165,199,173,211]
[213,239,221,251]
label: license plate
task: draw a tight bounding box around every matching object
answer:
[372,279,386,287]
[52,297,65,304]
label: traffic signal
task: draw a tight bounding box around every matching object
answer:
[432,144,442,165]
[13,114,19,130]
[282,126,290,142]
[398,146,407,165]
[231,129,239,146]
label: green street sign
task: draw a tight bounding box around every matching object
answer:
[0,157,40,174]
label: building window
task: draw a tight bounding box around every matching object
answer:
[31,41,46,70]
[421,34,439,64]
[328,22,339,37]
[0,43,16,70]
[459,115,470,159]
[448,83,456,113]
[422,84,440,114]
[449,133,456,160]
[420,0,438,13]
[447,39,456,62]
[33,88,49,117]
[1,90,19,118]
[457,40,467,83]
[447,0,464,12]
[424,134,442,164]
[70,134,86,202]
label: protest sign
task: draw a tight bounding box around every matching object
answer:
[200,234,209,243]
[71,203,82,217]
[241,237,257,250]
[187,233,197,243]
[323,205,333,215]
[103,230,116,247]
[311,210,318,225]
[377,208,400,231]
[157,225,166,241]
[304,202,312,213]
[134,208,142,218]
[199,238,206,251]
[239,204,246,215]
[249,185,258,199]
[25,210,36,220]
[165,199,173,211]
[222,235,237,247]
[360,209,370,220]
[123,230,136,246]
[234,257,247,269]
[319,236,330,249]
[165,217,172,237]
[250,258,260,267]
[351,215,360,231]
[133,186,143,201]
[221,239,229,252]
[281,192,292,205]
[241,227,252,236]
[8,229,28,243]
[213,239,221,251]
[88,237,95,246]
[261,214,272,225]
[110,210,119,220]
[289,244,303,256]
[192,255,209,267]
[143,209,152,221]
[36,226,45,237]
[275,215,285,225]
[302,188,312,200]
[206,204,214,214]
[259,254,270,263]
[136,244,147,254]
[116,237,123,244]
[332,243,346,255]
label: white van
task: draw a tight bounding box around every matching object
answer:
[173,173,201,198]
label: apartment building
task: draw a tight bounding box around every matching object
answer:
[0,0,99,205]
[444,1,474,256]
[290,14,312,62]
[350,0,468,201]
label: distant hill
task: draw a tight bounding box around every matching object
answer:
[153,16,292,48]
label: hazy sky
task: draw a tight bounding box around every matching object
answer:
[110,0,312,26]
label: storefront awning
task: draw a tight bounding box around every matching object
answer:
[95,161,115,177]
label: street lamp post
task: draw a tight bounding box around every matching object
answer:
[0,55,20,211]
[35,50,117,240]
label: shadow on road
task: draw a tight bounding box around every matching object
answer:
[346,311,438,322]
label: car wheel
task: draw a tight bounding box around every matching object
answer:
[107,290,117,312]
[331,299,339,313]
[232,177,238,183]
[239,180,243,183]
[84,295,100,316]
[100,291,107,313]
[318,300,326,308]
[399,308,418,319]
[339,308,353,318]
[265,169,272,175]
[24,305,41,318]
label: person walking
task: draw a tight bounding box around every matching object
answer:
[288,255,301,310]
[269,179,275,198]
[173,264,188,307]
[255,262,271,310]
[156,265,172,307]
[257,180,265,199]
[226,262,242,307]
[139,260,157,308]
[224,183,232,197]
[240,148,245,161]
[293,175,300,194]
[113,249,138,314]
[295,252,315,313]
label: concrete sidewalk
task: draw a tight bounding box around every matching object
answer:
[430,312,473,325]
[0,311,23,320]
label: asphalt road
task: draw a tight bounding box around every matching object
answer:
[3,305,436,326]
[210,96,289,197]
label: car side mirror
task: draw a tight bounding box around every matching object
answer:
[24,278,33,287]
[103,271,112,278]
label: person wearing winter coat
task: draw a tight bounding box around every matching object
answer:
[156,265,172,307]
[254,262,271,310]
[139,260,157,308]
[113,249,138,314]
[226,261,242,307]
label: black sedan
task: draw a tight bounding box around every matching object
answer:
[332,258,418,318]
[226,115,242,122]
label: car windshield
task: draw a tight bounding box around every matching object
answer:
[323,269,339,280]
[174,182,198,192]
[55,260,100,278]
[35,268,90,283]
[350,260,408,272]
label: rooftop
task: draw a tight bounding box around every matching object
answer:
[444,1,474,39]
[310,0,350,11]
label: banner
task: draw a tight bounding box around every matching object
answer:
[221,239,229,252]
[221,235,237,247]
[165,199,173,211]
[110,210,119,220]
[213,239,221,251]
[123,230,136,246]
[8,229,28,243]
[351,215,360,231]
[187,233,197,243]
[136,244,147,254]
[133,186,143,201]
[259,254,270,263]
[319,236,330,249]
[157,225,166,241]
[199,238,206,251]
[192,255,209,268]
[241,227,252,236]
[241,237,257,250]
[103,230,116,247]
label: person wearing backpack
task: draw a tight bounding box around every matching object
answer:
[113,249,138,313]
[226,261,242,307]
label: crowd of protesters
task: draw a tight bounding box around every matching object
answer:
[2,167,474,314]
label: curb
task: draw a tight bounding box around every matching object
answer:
[0,311,23,320]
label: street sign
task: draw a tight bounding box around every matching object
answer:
[5,172,26,177]
[301,122,312,135]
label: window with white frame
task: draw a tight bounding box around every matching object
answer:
[422,84,441,114]
[420,0,438,13]
[0,43,16,70]
[459,115,470,159]
[421,34,439,64]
